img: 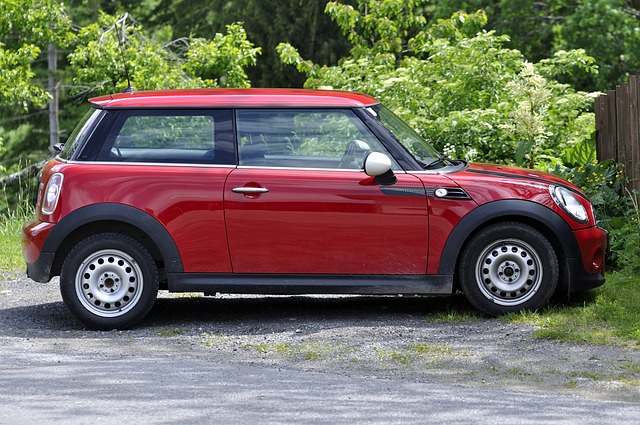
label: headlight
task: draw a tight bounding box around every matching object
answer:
[549,185,588,224]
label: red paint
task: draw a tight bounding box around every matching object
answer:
[224,169,428,274]
[90,88,379,109]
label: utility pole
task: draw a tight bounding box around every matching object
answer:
[48,44,59,153]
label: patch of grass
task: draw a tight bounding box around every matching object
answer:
[430,308,481,324]
[623,361,640,375]
[506,367,534,377]
[420,294,481,323]
[202,333,230,348]
[567,370,603,380]
[373,347,412,364]
[155,327,187,337]
[374,342,465,366]
[505,272,640,346]
[411,342,453,357]
[251,341,347,361]
[0,201,33,272]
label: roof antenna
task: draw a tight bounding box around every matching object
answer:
[115,13,134,94]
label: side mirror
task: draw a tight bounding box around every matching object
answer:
[363,152,397,185]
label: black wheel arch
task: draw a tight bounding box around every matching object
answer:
[439,199,579,291]
[43,203,183,281]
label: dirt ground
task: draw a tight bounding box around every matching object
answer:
[1,271,639,404]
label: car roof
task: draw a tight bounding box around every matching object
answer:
[89,88,379,109]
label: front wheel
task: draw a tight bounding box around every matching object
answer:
[60,233,159,330]
[458,222,558,316]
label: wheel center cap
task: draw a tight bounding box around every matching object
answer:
[498,261,520,283]
[99,272,121,293]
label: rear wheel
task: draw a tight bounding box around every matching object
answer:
[459,222,558,315]
[60,233,159,330]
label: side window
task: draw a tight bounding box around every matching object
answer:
[58,108,104,160]
[97,110,234,164]
[235,109,397,169]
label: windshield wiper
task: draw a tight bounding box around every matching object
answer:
[424,153,449,169]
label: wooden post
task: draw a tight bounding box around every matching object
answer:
[48,44,59,154]
[632,75,640,194]
[616,83,630,187]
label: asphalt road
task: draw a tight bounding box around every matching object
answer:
[2,347,640,425]
[1,273,639,424]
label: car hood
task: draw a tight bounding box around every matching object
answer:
[464,162,578,186]
[443,162,584,206]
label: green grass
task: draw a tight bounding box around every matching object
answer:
[373,342,466,365]
[155,327,187,337]
[0,202,33,272]
[250,341,351,360]
[505,272,640,346]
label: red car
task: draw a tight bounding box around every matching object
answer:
[22,89,608,329]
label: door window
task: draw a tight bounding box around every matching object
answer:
[235,109,397,169]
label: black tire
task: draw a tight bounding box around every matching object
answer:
[60,233,159,330]
[458,222,558,316]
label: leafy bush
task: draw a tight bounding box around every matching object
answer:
[278,1,597,169]
[68,13,261,96]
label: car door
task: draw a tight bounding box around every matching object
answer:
[224,108,429,275]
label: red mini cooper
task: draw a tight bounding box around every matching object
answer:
[22,89,608,329]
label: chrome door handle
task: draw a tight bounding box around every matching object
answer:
[232,187,269,194]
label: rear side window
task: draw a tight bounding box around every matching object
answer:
[97,110,234,164]
[58,108,104,160]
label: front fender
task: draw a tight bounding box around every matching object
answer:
[438,199,580,275]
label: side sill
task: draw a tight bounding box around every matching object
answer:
[167,273,453,295]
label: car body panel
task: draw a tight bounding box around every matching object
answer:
[90,88,379,109]
[40,160,234,273]
[224,168,429,274]
[448,163,596,229]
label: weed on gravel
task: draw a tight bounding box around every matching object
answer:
[505,272,640,347]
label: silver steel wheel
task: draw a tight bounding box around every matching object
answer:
[475,238,543,306]
[74,249,144,318]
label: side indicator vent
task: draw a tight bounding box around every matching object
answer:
[427,187,472,200]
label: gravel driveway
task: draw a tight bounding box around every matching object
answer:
[1,270,639,421]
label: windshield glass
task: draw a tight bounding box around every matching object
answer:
[59,108,103,160]
[368,104,443,169]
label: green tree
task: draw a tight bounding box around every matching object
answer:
[279,1,597,168]
[136,0,353,87]
[430,0,640,92]
[0,0,72,109]
[68,12,261,96]
[557,0,640,91]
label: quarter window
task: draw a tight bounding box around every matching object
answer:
[97,110,234,164]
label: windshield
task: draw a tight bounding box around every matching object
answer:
[368,104,444,169]
[59,108,103,160]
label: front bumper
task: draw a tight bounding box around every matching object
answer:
[567,225,608,292]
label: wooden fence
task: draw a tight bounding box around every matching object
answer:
[595,74,640,193]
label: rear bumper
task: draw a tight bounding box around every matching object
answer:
[25,252,55,282]
[22,219,56,283]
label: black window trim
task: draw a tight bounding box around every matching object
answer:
[232,107,399,170]
[90,108,235,165]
